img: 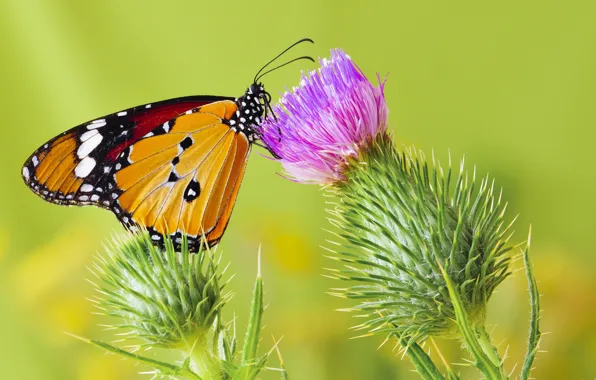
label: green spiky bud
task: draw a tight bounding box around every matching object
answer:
[86,232,288,380]
[91,232,231,350]
[326,134,516,343]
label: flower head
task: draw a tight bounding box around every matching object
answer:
[258,49,388,183]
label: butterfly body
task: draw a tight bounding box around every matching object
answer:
[22,84,269,251]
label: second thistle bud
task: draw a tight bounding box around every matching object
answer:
[327,135,515,342]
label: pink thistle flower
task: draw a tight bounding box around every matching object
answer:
[257,49,388,184]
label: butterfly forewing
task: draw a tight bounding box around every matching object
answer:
[22,96,227,205]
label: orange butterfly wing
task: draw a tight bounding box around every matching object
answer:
[22,130,97,205]
[113,100,251,248]
[206,132,250,243]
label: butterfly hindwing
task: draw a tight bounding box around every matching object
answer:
[205,131,251,244]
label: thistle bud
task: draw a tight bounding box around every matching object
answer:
[92,233,228,349]
[327,136,515,342]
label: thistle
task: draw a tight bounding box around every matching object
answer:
[79,231,285,380]
[95,233,229,350]
[259,49,540,379]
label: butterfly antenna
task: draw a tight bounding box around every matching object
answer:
[253,38,314,83]
[255,55,314,83]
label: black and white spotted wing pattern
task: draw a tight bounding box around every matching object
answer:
[21,96,229,209]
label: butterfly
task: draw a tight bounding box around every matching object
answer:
[22,38,313,251]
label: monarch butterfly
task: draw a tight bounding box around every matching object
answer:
[21,38,313,251]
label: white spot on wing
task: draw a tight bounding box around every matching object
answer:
[77,133,103,158]
[117,111,127,116]
[91,194,100,201]
[75,157,96,177]
[145,104,152,109]
[80,130,98,142]
[87,120,106,129]
[80,184,94,192]
[22,167,30,180]
[32,156,39,167]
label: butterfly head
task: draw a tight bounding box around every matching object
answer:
[231,83,271,142]
[233,39,314,144]
[248,82,272,109]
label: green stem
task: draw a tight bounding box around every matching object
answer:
[475,326,505,375]
[400,338,445,380]
[187,333,222,380]
[438,263,506,379]
[521,229,540,380]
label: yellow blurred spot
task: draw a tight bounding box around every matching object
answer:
[12,223,97,304]
[272,231,313,273]
[0,229,8,265]
[10,223,103,335]
[47,295,92,338]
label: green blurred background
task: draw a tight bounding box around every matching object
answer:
[1,0,595,378]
